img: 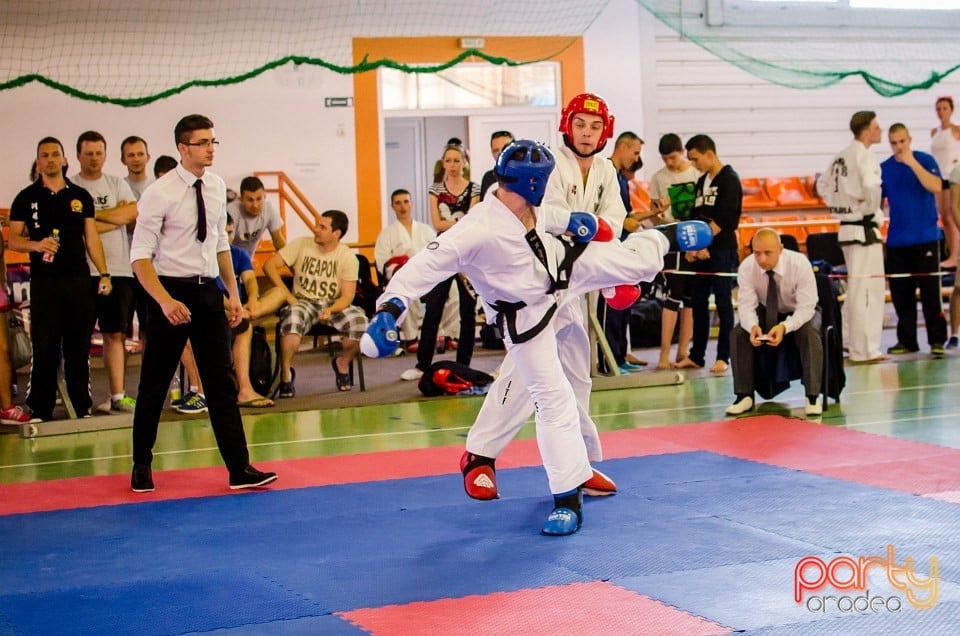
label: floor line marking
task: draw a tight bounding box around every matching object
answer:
[0,426,474,471]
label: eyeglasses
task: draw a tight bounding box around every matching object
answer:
[183,139,219,148]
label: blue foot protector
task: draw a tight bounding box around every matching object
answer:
[541,487,583,536]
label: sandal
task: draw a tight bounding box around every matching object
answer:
[277,368,296,398]
[331,357,352,392]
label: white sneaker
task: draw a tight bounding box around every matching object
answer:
[95,397,113,415]
[805,396,823,417]
[400,368,424,381]
[725,395,754,416]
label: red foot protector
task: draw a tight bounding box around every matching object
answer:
[460,451,498,500]
[583,468,618,496]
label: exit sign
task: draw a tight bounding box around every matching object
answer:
[324,97,353,108]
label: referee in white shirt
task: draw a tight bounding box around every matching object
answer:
[726,229,823,417]
[128,114,277,493]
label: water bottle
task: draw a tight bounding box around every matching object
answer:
[169,372,182,404]
[42,229,60,263]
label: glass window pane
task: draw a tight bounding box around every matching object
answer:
[381,62,558,110]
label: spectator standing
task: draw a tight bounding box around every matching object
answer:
[121,136,154,200]
[817,111,888,363]
[598,131,645,373]
[930,96,960,269]
[479,130,514,200]
[650,133,700,368]
[71,130,140,414]
[8,137,112,421]
[949,164,960,348]
[678,134,741,374]
[400,144,479,382]
[882,123,947,357]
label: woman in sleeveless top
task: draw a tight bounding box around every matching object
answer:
[930,96,960,268]
[399,144,480,381]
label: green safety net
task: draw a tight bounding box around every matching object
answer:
[4,0,955,105]
[0,0,607,107]
[636,0,960,97]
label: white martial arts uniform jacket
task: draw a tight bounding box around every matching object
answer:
[817,140,885,246]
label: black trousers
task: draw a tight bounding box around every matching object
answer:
[886,242,947,349]
[131,278,249,473]
[730,309,823,398]
[416,275,476,371]
[597,297,630,371]
[26,275,95,420]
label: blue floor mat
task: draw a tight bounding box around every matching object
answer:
[0,451,956,635]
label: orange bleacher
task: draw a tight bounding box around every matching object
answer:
[763,177,823,210]
[741,178,777,211]
[1,212,29,265]
[629,179,652,213]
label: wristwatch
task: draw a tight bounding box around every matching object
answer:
[99,273,111,278]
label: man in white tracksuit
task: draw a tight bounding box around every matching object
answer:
[361,140,711,535]
[817,111,888,362]
[467,93,628,494]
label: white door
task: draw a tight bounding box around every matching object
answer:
[384,118,428,225]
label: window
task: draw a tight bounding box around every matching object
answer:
[381,62,560,111]
[721,0,960,26]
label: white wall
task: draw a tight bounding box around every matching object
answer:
[583,0,646,146]
[640,10,960,177]
[1,65,359,242]
[583,0,960,178]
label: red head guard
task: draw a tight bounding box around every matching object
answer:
[558,93,615,154]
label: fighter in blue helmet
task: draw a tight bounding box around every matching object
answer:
[363,139,711,535]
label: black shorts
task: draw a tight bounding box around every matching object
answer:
[90,276,135,334]
[662,253,692,311]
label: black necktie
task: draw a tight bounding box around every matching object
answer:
[193,179,207,243]
[765,270,779,329]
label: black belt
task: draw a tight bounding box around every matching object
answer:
[160,275,215,285]
[838,214,880,246]
[491,299,558,345]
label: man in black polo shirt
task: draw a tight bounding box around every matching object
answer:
[679,134,742,374]
[8,136,112,421]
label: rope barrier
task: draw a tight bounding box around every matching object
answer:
[661,269,956,280]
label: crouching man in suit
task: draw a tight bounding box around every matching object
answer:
[726,228,824,417]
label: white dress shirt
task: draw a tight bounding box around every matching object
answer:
[130,163,230,277]
[737,247,818,335]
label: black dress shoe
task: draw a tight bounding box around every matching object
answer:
[131,464,155,493]
[229,465,278,490]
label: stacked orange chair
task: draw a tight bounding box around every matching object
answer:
[761,214,807,246]
[804,214,838,235]
[764,177,823,210]
[741,178,777,211]
[629,179,652,213]
[737,216,760,260]
[804,175,826,206]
